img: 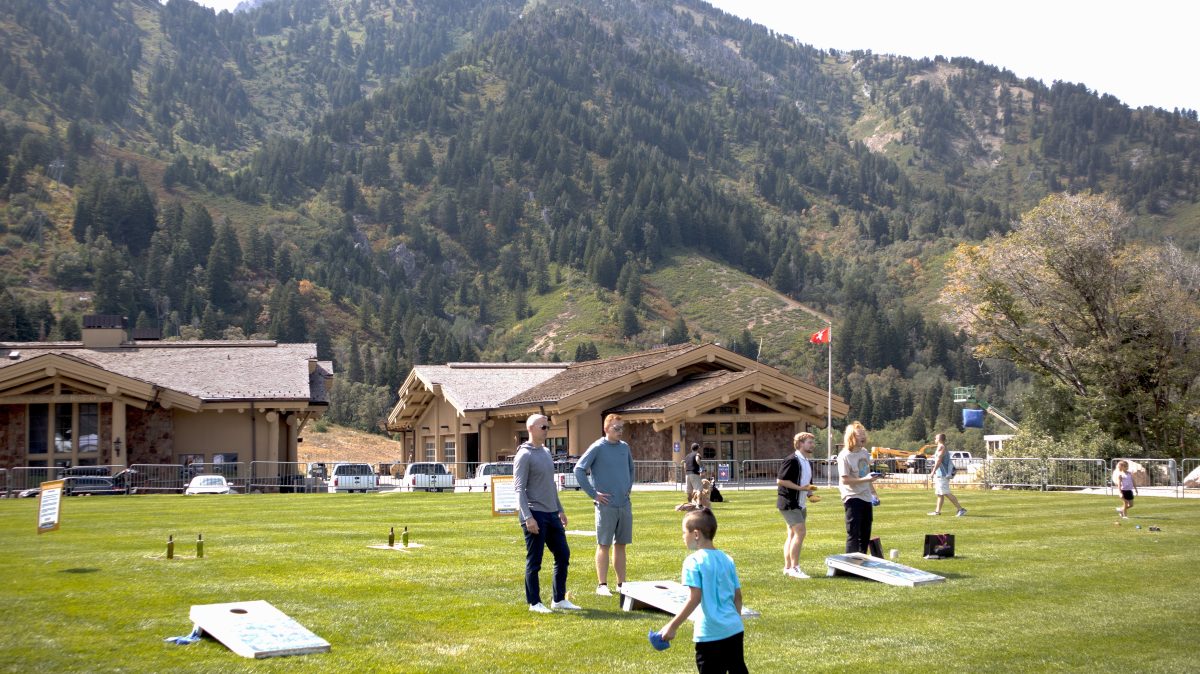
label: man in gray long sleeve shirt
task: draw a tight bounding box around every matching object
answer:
[514,413,580,613]
[574,413,636,597]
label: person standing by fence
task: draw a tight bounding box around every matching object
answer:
[575,413,636,597]
[684,443,704,502]
[777,432,817,578]
[1113,460,1137,519]
[838,421,880,554]
[927,433,966,517]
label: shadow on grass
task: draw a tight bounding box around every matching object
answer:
[577,609,658,622]
[61,567,100,574]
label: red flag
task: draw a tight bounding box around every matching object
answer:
[809,327,830,344]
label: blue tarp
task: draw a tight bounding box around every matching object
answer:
[962,408,985,428]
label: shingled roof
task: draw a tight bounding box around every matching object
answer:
[500,343,701,407]
[611,370,754,413]
[0,341,327,402]
[412,363,568,411]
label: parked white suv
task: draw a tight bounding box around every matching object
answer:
[402,462,454,492]
[327,463,378,493]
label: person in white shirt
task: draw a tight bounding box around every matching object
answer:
[837,421,880,554]
[776,432,818,578]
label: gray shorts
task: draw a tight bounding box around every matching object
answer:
[934,476,953,496]
[685,473,704,496]
[780,507,807,527]
[595,502,633,545]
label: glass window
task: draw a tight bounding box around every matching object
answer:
[701,444,716,460]
[54,404,73,453]
[28,404,49,454]
[444,440,456,464]
[736,422,751,435]
[79,404,98,452]
[424,440,435,462]
[718,422,733,435]
[547,437,569,457]
[702,423,716,435]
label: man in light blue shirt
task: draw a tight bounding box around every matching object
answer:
[574,413,635,597]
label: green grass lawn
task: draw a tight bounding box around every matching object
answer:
[1,488,1195,673]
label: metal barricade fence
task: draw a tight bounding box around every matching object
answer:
[129,464,188,493]
[740,459,786,490]
[0,468,6,497]
[250,461,322,493]
[1182,458,1200,495]
[979,457,1046,489]
[9,466,60,493]
[633,460,681,488]
[1046,458,1108,491]
[1111,458,1177,493]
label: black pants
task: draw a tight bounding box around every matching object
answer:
[695,631,747,673]
[843,497,874,554]
[522,510,570,606]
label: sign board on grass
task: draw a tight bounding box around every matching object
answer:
[824,553,945,586]
[491,475,518,516]
[37,480,64,534]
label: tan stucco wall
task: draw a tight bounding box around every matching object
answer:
[173,409,263,462]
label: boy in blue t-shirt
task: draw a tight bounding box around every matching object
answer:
[659,507,747,673]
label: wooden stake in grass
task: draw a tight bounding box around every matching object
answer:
[197,533,204,559]
[167,535,174,560]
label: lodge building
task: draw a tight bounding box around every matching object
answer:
[386,342,847,469]
[0,315,332,470]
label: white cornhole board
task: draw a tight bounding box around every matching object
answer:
[565,529,596,536]
[824,553,945,587]
[189,600,331,658]
[619,580,760,620]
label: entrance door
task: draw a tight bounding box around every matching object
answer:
[465,433,479,464]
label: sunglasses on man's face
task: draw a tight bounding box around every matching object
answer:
[539,425,549,430]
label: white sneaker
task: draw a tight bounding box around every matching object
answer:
[595,584,612,597]
[956,508,967,517]
[529,602,552,614]
[928,512,941,516]
[551,599,582,610]
[1115,507,1123,515]
[784,567,810,579]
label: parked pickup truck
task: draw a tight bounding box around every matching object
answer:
[463,462,513,491]
[402,462,454,492]
[327,463,378,493]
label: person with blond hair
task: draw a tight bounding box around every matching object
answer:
[575,413,636,596]
[777,432,818,578]
[838,421,880,554]
[1113,460,1137,519]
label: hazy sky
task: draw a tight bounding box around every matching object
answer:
[706,0,1196,112]
[191,0,1196,112]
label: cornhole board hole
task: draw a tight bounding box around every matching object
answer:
[824,553,945,587]
[619,580,760,619]
[189,600,331,658]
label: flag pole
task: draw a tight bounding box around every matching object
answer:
[826,321,832,458]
